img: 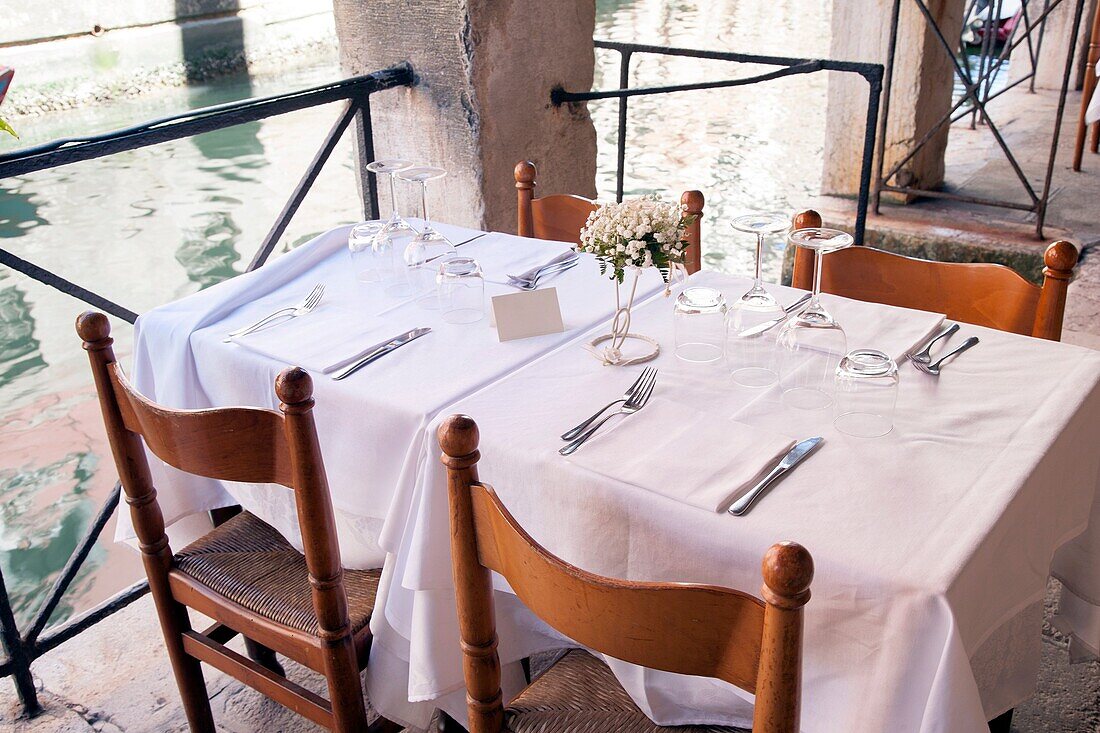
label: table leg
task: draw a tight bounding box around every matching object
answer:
[988,708,1013,733]
[438,711,467,732]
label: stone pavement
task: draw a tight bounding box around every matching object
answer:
[817,82,1100,350]
[2,579,1098,732]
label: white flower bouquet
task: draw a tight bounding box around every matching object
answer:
[579,195,696,284]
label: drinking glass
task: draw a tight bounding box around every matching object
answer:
[437,257,485,324]
[365,158,412,233]
[777,227,853,410]
[348,221,386,283]
[834,349,898,437]
[397,165,450,244]
[673,287,726,363]
[403,235,457,308]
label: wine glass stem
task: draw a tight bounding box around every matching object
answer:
[420,181,431,229]
[754,232,764,289]
[388,174,398,218]
[811,247,824,307]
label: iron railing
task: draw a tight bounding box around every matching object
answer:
[0,63,415,716]
[874,0,1086,238]
[553,41,884,245]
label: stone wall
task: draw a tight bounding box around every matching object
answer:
[333,0,598,232]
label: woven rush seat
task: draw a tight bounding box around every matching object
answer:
[505,650,748,733]
[174,511,381,637]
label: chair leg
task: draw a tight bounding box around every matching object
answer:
[324,639,370,732]
[158,599,216,732]
[243,637,286,676]
[988,708,1013,733]
[368,716,406,733]
[438,711,467,733]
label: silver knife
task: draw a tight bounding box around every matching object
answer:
[727,437,823,516]
[331,327,431,380]
[735,293,812,339]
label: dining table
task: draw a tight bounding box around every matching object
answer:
[127,222,1100,733]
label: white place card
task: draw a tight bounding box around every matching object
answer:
[491,287,565,342]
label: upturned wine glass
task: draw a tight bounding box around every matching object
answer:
[397,165,450,245]
[726,213,790,386]
[777,227,853,409]
[365,158,412,233]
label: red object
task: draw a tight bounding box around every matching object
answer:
[0,66,12,108]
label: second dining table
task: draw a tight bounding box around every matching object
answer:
[127,222,1100,733]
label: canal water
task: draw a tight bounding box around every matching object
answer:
[0,0,830,626]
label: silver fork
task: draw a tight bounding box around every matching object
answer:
[509,259,579,290]
[508,252,578,285]
[559,369,658,456]
[560,367,657,441]
[223,283,325,342]
[912,336,979,375]
[910,323,959,363]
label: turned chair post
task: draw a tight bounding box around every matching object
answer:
[790,209,823,291]
[754,542,814,732]
[681,190,705,275]
[439,415,504,733]
[1034,241,1079,341]
[276,369,368,732]
[515,160,537,238]
[76,312,216,733]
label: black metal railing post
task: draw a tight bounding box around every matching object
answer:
[558,42,883,245]
[0,565,39,714]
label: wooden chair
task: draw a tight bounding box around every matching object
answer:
[76,311,398,733]
[789,210,1079,341]
[439,414,814,733]
[514,160,705,275]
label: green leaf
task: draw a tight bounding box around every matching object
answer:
[0,117,17,139]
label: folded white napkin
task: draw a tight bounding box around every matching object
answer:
[232,302,382,373]
[818,293,945,362]
[566,398,795,512]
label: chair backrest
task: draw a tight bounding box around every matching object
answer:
[514,160,705,275]
[789,210,1079,340]
[76,311,351,637]
[438,414,813,733]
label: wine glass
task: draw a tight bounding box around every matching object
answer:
[366,158,412,233]
[397,166,450,245]
[777,227,854,410]
[730,213,789,309]
[726,213,790,386]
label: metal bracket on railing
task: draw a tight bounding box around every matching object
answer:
[552,42,882,246]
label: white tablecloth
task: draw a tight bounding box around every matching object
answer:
[367,269,1100,732]
[124,221,667,568]
[1087,62,1099,125]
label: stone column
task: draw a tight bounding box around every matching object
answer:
[823,0,966,197]
[332,0,598,233]
[1007,0,1096,91]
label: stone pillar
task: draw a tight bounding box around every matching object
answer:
[1008,0,1096,91]
[823,0,966,197]
[332,0,598,233]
